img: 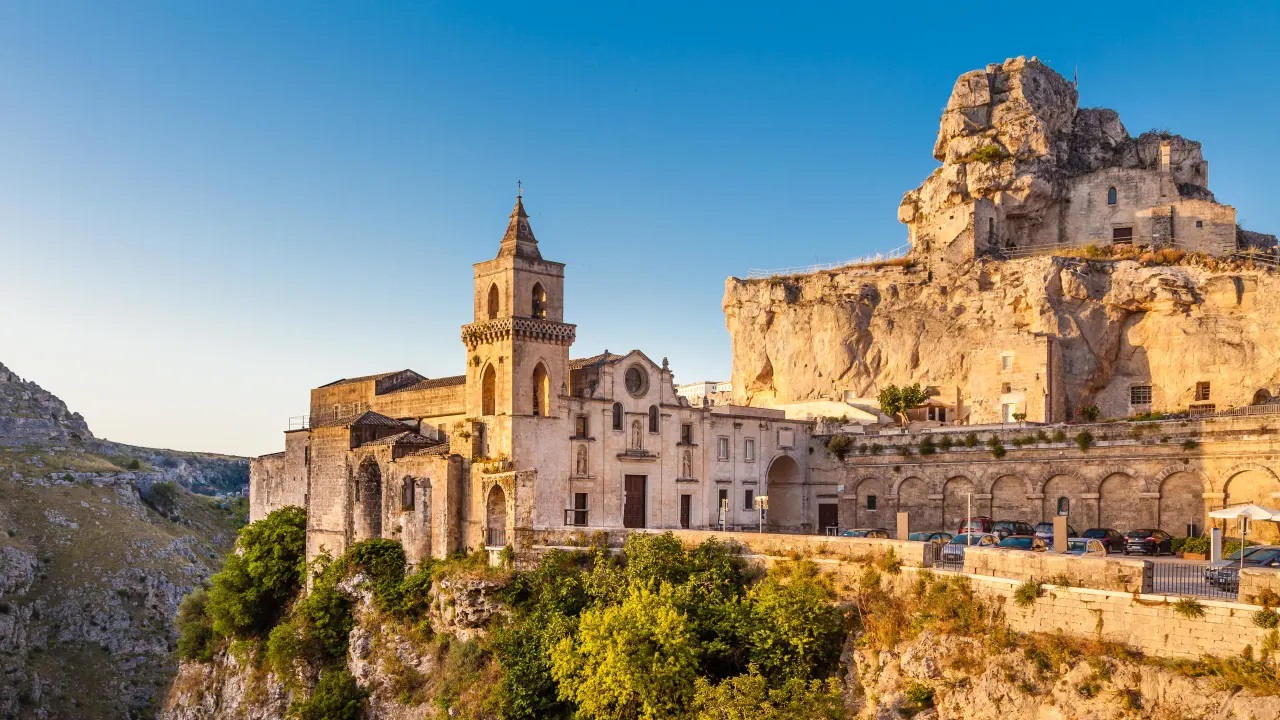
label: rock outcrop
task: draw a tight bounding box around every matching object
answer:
[0,363,92,448]
[725,255,1280,420]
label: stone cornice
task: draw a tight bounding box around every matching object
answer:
[461,317,577,349]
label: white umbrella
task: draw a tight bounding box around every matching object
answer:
[1207,504,1280,579]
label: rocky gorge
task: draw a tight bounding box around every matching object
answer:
[0,361,247,718]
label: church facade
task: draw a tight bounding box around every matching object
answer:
[249,197,833,566]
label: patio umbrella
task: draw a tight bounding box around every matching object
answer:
[1208,504,1280,577]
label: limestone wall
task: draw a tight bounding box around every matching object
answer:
[1240,567,1280,604]
[248,452,287,523]
[964,546,1151,593]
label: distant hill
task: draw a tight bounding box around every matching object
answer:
[0,362,248,717]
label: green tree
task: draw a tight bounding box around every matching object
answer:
[878,383,930,424]
[690,667,845,720]
[175,589,214,661]
[206,506,307,639]
[551,584,699,720]
[747,561,844,681]
[290,668,367,720]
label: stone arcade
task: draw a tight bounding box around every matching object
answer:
[251,196,830,566]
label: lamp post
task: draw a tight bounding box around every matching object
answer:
[754,495,769,534]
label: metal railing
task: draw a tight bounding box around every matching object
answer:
[1151,561,1236,600]
[746,244,911,279]
[486,527,507,548]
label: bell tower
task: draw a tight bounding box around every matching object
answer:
[461,193,575,463]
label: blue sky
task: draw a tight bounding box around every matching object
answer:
[1,2,1277,457]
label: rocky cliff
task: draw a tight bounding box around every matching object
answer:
[0,361,247,718]
[725,254,1280,419]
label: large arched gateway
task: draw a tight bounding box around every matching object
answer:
[766,455,806,531]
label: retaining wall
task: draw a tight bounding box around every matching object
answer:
[1240,567,1280,603]
[964,546,1153,593]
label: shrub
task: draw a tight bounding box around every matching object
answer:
[1173,597,1206,619]
[1253,608,1280,629]
[141,481,181,516]
[1052,429,1066,442]
[296,578,355,662]
[1014,580,1043,608]
[857,443,869,455]
[205,506,308,639]
[123,458,142,470]
[826,435,854,461]
[904,681,935,708]
[690,668,845,720]
[1077,404,1101,422]
[1181,536,1210,555]
[1182,439,1200,451]
[962,144,1009,163]
[986,437,1006,459]
[175,589,215,661]
[291,668,367,720]
[1170,537,1187,554]
[869,443,883,455]
[937,436,953,451]
[746,561,844,681]
[1075,431,1094,452]
[334,539,406,613]
[917,436,936,455]
[963,432,978,448]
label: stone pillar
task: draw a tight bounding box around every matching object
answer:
[897,511,910,541]
[1210,527,1223,563]
[1053,515,1068,553]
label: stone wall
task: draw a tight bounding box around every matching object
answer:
[963,546,1151,593]
[1240,567,1280,604]
[247,451,287,523]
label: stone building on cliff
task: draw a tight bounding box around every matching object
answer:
[251,197,834,566]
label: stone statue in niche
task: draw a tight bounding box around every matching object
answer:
[682,449,692,478]
[631,419,643,450]
[576,445,588,476]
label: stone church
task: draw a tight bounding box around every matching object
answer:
[250,196,830,566]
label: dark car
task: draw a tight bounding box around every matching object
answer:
[1212,547,1280,591]
[958,517,995,535]
[1082,528,1126,553]
[1123,529,1173,556]
[841,528,891,539]
[997,535,1048,552]
[991,520,1035,539]
[908,531,953,544]
[1033,522,1078,543]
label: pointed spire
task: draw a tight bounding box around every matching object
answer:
[498,189,541,259]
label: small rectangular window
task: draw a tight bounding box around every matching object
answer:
[1130,385,1152,405]
[681,423,693,444]
[744,489,755,511]
[1001,353,1013,371]
[1195,381,1211,402]
[866,495,877,511]
[1001,382,1012,393]
[574,415,588,438]
[566,492,589,526]
[717,489,729,524]
[1112,226,1134,244]
[744,438,755,462]
[717,436,730,460]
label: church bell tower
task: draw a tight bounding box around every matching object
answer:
[460,193,575,463]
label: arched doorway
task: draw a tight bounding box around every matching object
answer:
[941,476,976,534]
[1223,467,1280,543]
[1253,389,1273,406]
[1158,471,1205,536]
[481,364,496,416]
[486,484,508,547]
[1098,473,1143,530]
[531,363,550,416]
[354,459,383,540]
[766,455,805,531]
[487,283,500,320]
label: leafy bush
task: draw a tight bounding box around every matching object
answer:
[205,506,308,640]
[961,144,1009,163]
[918,436,936,455]
[142,481,181,517]
[175,589,215,661]
[825,435,854,461]
[1077,404,1101,422]
[937,436,953,451]
[1182,439,1200,451]
[690,668,845,720]
[291,668,367,720]
[869,443,883,455]
[963,432,978,448]
[903,681,935,711]
[1052,429,1066,442]
[747,561,844,681]
[1173,597,1206,619]
[1181,536,1210,555]
[1252,608,1280,629]
[1075,430,1094,452]
[1014,579,1043,608]
[986,437,1006,459]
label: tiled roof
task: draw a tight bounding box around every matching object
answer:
[319,371,405,388]
[360,430,438,447]
[396,375,467,393]
[405,441,452,457]
[570,352,625,370]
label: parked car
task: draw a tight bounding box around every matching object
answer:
[998,535,1048,551]
[1211,547,1280,591]
[991,520,1036,539]
[841,528,891,539]
[940,532,1000,564]
[1081,528,1126,553]
[1204,545,1276,582]
[1033,521,1078,543]
[1064,537,1109,557]
[1123,529,1173,556]
[908,531,953,544]
[958,517,995,535]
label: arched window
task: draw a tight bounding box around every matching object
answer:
[532,362,550,416]
[612,402,623,431]
[401,478,415,510]
[487,283,500,320]
[648,404,659,433]
[531,282,547,319]
[1106,187,1117,206]
[1056,497,1069,516]
[481,364,496,416]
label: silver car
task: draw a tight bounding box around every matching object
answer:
[1203,544,1278,582]
[940,532,1000,563]
[1064,537,1108,556]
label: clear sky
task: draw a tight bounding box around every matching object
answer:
[1,2,1277,457]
